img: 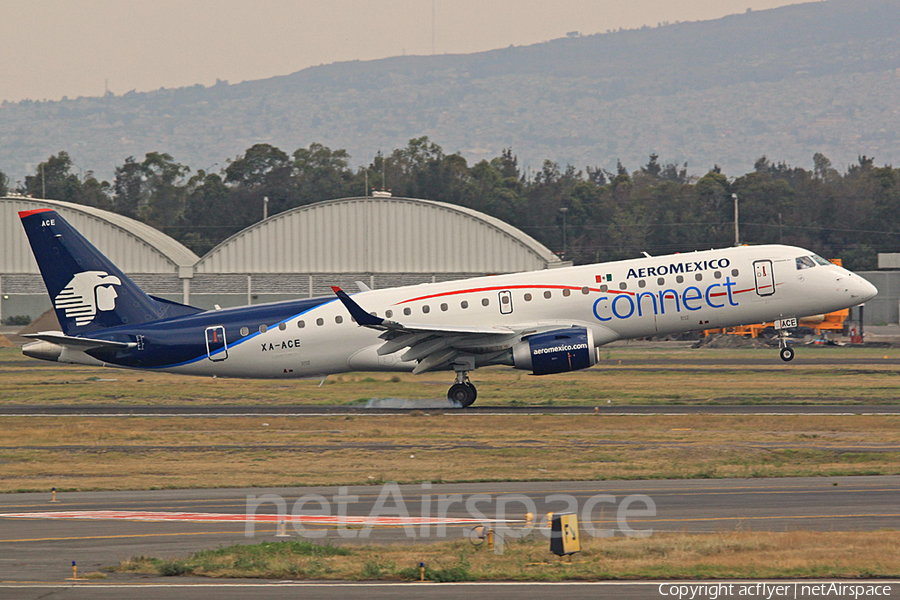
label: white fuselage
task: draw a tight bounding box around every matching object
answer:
[146,244,875,379]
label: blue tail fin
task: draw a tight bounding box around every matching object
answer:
[19,209,200,335]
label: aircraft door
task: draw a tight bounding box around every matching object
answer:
[205,325,228,361]
[753,260,775,297]
[498,290,513,315]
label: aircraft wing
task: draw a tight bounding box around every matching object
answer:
[22,331,136,351]
[332,287,521,374]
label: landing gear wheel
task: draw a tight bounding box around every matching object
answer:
[448,382,477,408]
[779,347,795,362]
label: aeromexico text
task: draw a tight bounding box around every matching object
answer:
[625,258,731,279]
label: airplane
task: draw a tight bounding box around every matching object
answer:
[18,208,878,407]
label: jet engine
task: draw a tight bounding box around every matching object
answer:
[511,327,598,375]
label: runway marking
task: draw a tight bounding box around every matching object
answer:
[592,512,900,525]
[0,510,508,526]
[3,580,900,588]
[5,411,900,418]
[2,483,899,511]
[0,530,253,543]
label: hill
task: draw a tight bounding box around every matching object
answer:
[2,0,899,179]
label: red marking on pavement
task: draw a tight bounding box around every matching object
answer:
[0,511,498,525]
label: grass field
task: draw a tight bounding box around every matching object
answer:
[3,345,900,491]
[4,344,900,580]
[116,531,900,580]
[3,346,900,406]
[2,413,899,492]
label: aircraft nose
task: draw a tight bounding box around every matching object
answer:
[858,276,878,302]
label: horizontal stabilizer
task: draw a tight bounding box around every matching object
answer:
[22,331,136,351]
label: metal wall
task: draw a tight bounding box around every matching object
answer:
[194,197,563,274]
[858,271,900,325]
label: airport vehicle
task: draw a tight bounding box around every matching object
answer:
[18,208,878,407]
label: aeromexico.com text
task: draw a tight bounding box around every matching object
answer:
[531,343,589,355]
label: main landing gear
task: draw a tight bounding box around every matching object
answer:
[448,370,477,408]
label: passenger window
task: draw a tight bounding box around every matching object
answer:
[695,273,703,281]
[461,300,469,309]
[619,282,627,290]
[600,285,608,292]
[403,307,411,316]
[316,318,324,326]
[714,271,722,279]
[259,324,267,333]
[524,293,532,301]
[563,288,571,297]
[581,287,590,294]
[501,295,510,304]
[422,305,430,314]
[335,315,343,324]
[385,310,393,318]
[676,275,684,284]
[543,290,552,299]
[796,256,816,270]
[440,303,448,311]
[657,277,665,285]
[278,322,286,331]
[638,280,646,288]
[731,269,739,277]
[482,298,490,306]
[298,321,305,329]
[240,326,249,336]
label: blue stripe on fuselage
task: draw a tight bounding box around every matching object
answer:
[84,296,335,369]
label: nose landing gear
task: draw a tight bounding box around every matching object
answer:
[448,370,477,408]
[778,331,794,362]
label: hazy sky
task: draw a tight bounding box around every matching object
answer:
[1,0,813,103]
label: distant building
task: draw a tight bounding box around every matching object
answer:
[0,196,566,322]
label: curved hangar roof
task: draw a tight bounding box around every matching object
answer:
[1,196,199,273]
[194,197,563,274]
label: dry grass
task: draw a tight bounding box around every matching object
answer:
[116,530,900,580]
[3,346,900,406]
[2,413,899,492]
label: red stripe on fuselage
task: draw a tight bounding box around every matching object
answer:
[395,284,635,304]
[397,284,757,305]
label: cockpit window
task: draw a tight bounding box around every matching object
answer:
[810,254,831,266]
[796,256,816,270]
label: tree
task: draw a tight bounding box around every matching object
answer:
[0,168,8,196]
[292,143,354,204]
[113,156,147,219]
[182,171,233,254]
[140,152,189,229]
[24,152,83,202]
[225,143,293,216]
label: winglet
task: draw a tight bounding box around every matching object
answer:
[331,286,385,327]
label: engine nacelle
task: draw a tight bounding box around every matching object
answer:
[512,327,598,375]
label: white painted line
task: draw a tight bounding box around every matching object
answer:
[0,510,519,525]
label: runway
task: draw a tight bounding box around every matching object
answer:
[3,404,900,416]
[1,476,898,592]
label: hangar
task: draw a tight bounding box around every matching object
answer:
[0,195,565,322]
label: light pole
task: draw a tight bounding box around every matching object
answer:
[263,196,269,221]
[732,193,739,246]
[559,207,569,259]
